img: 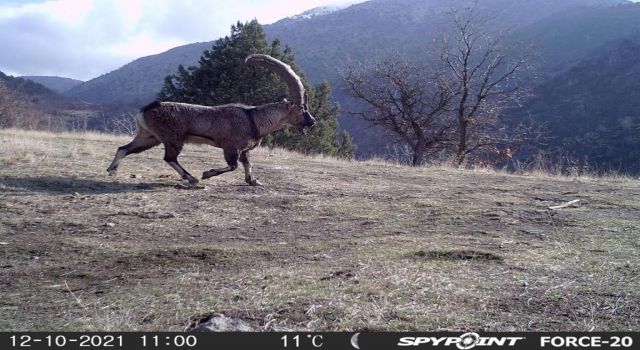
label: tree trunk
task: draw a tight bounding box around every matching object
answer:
[412,138,427,166]
[454,119,468,167]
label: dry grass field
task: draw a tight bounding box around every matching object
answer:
[1,129,639,331]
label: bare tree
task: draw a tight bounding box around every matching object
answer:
[110,113,137,135]
[342,4,531,167]
[343,55,455,165]
[438,5,528,166]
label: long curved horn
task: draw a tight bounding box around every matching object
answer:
[245,54,305,106]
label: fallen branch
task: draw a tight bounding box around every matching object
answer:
[548,199,581,210]
[64,280,84,308]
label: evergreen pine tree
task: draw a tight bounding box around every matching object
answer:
[337,130,357,160]
[158,20,353,158]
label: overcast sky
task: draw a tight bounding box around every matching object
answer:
[0,0,363,81]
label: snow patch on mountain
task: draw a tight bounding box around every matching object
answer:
[289,2,358,20]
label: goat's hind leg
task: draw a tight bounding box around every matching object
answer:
[107,134,160,176]
[163,142,199,184]
[202,149,239,180]
[240,151,261,186]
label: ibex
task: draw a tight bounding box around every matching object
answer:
[107,54,316,186]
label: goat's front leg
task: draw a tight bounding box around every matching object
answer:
[202,149,239,180]
[240,150,261,186]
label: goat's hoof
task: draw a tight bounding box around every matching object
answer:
[107,169,117,176]
[186,176,199,184]
[247,179,262,186]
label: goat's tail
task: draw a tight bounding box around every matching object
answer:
[136,101,161,136]
[140,100,161,113]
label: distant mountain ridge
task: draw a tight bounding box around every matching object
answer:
[1,71,99,130]
[509,1,640,75]
[264,0,640,155]
[64,41,213,107]
[1,71,57,98]
[266,0,637,83]
[1,71,93,109]
[55,0,640,172]
[517,38,640,173]
[21,76,82,93]
[63,0,638,107]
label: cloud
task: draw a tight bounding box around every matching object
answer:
[0,0,362,81]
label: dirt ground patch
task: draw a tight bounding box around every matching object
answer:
[412,250,504,261]
[1,129,639,331]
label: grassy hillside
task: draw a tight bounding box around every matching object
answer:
[0,129,638,331]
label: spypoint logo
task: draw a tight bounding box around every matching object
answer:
[398,332,525,349]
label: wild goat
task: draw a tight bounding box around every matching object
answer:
[107,54,316,186]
